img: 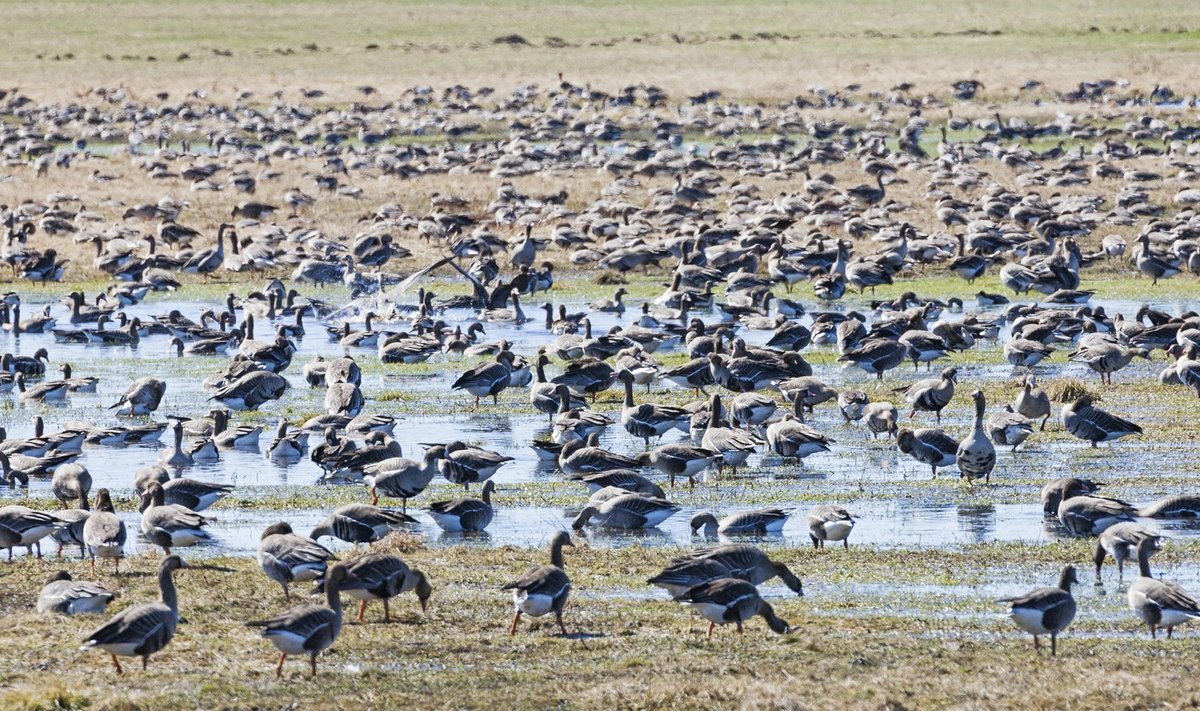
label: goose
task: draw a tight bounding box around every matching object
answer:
[1004,338,1054,368]
[571,493,680,530]
[700,394,760,476]
[1095,522,1162,581]
[211,409,263,448]
[108,377,166,415]
[690,508,792,537]
[1128,537,1200,638]
[310,504,416,545]
[1040,477,1102,515]
[437,441,513,489]
[161,478,233,512]
[1061,395,1142,447]
[551,385,613,443]
[208,370,289,410]
[248,562,352,678]
[1134,233,1182,285]
[896,427,958,476]
[551,356,615,401]
[347,413,396,435]
[159,421,193,468]
[181,225,227,277]
[452,350,515,406]
[636,443,722,488]
[81,555,224,674]
[258,522,336,599]
[51,462,91,508]
[564,470,665,498]
[590,287,628,314]
[765,397,835,461]
[957,390,996,485]
[57,363,98,392]
[559,435,641,476]
[0,504,63,560]
[139,482,215,553]
[986,405,1035,452]
[324,382,364,417]
[673,578,790,639]
[900,366,956,422]
[1068,342,1150,384]
[16,372,68,402]
[531,353,585,422]
[730,392,778,429]
[267,420,306,461]
[1014,375,1051,430]
[51,505,89,560]
[837,337,906,380]
[1057,495,1136,535]
[998,565,1078,656]
[1138,495,1200,519]
[337,312,379,348]
[807,504,855,549]
[648,544,804,597]
[323,553,432,622]
[862,401,899,439]
[616,369,689,446]
[837,390,869,423]
[38,571,117,615]
[362,446,446,511]
[501,530,573,635]
[426,479,496,532]
[79,487,126,575]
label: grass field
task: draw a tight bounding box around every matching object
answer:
[5,1,1200,101]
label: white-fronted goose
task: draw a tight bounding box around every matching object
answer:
[636,443,722,488]
[267,419,306,461]
[329,553,432,622]
[38,571,117,615]
[1062,395,1142,447]
[309,504,416,545]
[837,337,905,380]
[998,565,1078,656]
[108,376,166,415]
[1069,342,1150,385]
[161,478,233,512]
[987,405,1034,452]
[501,531,573,635]
[700,394,760,476]
[730,392,778,428]
[438,441,513,489]
[1138,494,1200,519]
[674,578,790,638]
[139,482,214,553]
[901,366,956,422]
[159,421,193,468]
[897,427,958,476]
[807,504,855,549]
[690,507,792,537]
[82,488,126,574]
[617,369,689,446]
[426,479,496,532]
[1057,495,1136,535]
[1004,338,1054,368]
[648,544,804,597]
[16,372,68,402]
[1128,538,1200,638]
[258,521,336,599]
[1015,377,1050,429]
[1095,522,1162,581]
[362,446,445,511]
[452,350,515,406]
[0,504,63,559]
[51,462,91,508]
[248,562,352,677]
[862,401,899,439]
[211,410,263,448]
[957,390,996,485]
[565,470,665,498]
[1040,477,1101,515]
[208,370,289,411]
[572,493,680,530]
[559,435,641,476]
[765,397,834,461]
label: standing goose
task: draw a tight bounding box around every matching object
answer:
[208,370,289,411]
[531,353,585,422]
[862,401,899,438]
[139,482,215,554]
[309,504,416,545]
[837,337,906,381]
[1069,342,1151,385]
[82,488,126,574]
[648,544,804,597]
[636,442,722,488]
[452,350,515,406]
[258,522,336,599]
[1061,395,1142,447]
[0,504,63,560]
[998,565,1078,656]
[248,562,353,677]
[38,571,117,615]
[1095,522,1162,581]
[986,405,1035,453]
[159,421,193,468]
[616,369,689,446]
[690,508,792,537]
[807,504,855,549]
[700,394,761,476]
[674,578,790,639]
[362,446,446,511]
[81,555,224,673]
[1128,537,1200,638]
[896,427,958,477]
[900,366,956,422]
[51,462,91,508]
[324,553,432,622]
[765,397,835,461]
[956,390,996,485]
[501,531,573,635]
[108,377,166,415]
[426,479,496,532]
[1014,375,1051,430]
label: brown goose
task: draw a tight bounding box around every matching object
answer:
[258,522,336,599]
[1095,522,1162,581]
[1061,395,1142,447]
[690,507,792,537]
[426,480,496,532]
[648,544,804,597]
[309,504,416,545]
[323,553,432,622]
[807,504,855,549]
[674,578,790,638]
[986,405,1035,453]
[900,366,956,422]
[38,571,117,615]
[1040,477,1101,515]
[248,562,353,677]
[998,565,1078,656]
[82,488,126,575]
[108,377,166,415]
[502,531,573,635]
[1128,538,1200,639]
[956,390,996,485]
[1014,375,1051,430]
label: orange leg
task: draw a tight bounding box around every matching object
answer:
[142,655,149,670]
[509,611,522,634]
[357,600,367,623]
[556,611,567,636]
[309,654,318,677]
[276,653,287,678]
[110,653,124,674]
[383,598,391,623]
[707,622,715,639]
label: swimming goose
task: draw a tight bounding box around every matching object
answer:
[452,350,515,406]
[1095,522,1162,581]
[700,395,761,476]
[258,522,336,599]
[807,504,855,549]
[267,420,307,462]
[957,390,996,485]
[3,348,51,376]
[139,482,215,553]
[248,562,352,678]
[81,555,209,674]
[572,493,681,530]
[896,427,958,477]
[159,421,193,468]
[0,504,63,560]
[426,479,496,532]
[1014,375,1051,430]
[590,287,628,314]
[109,376,166,415]
[900,366,956,422]
[437,441,513,489]
[1040,477,1102,515]
[998,565,1078,656]
[210,410,263,448]
[208,370,289,410]
[82,488,126,574]
[16,372,68,402]
[690,508,792,537]
[51,462,91,508]
[337,312,379,348]
[674,578,790,639]
[1138,494,1200,519]
[322,553,432,622]
[38,571,117,615]
[362,446,446,511]
[765,397,835,461]
[1057,495,1136,535]
[501,530,573,635]
[617,369,689,446]
[1128,535,1200,640]
[57,363,98,392]
[986,405,1034,452]
[1061,395,1142,447]
[310,504,416,545]
[648,544,804,597]
[347,413,396,435]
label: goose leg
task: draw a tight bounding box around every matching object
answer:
[383,598,391,623]
[310,654,318,677]
[707,621,715,639]
[110,653,124,674]
[556,610,567,636]
[276,653,287,678]
[509,611,522,634]
[1032,635,1040,653]
[1050,633,1057,657]
[357,600,367,622]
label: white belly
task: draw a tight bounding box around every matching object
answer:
[1009,607,1050,635]
[514,590,556,617]
[638,508,677,528]
[428,512,465,532]
[264,629,318,655]
[1159,609,1199,628]
[90,641,141,657]
[90,542,123,559]
[822,521,855,541]
[690,602,733,625]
